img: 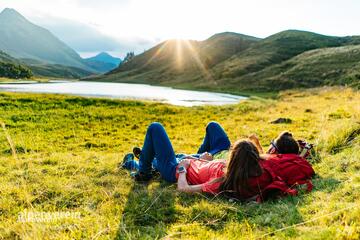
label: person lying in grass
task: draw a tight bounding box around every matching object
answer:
[122,121,231,183]
[122,122,314,201]
[225,131,315,200]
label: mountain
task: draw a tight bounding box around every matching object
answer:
[200,32,261,66]
[0,50,93,79]
[84,52,121,72]
[0,8,94,72]
[0,50,16,63]
[94,30,360,92]
[86,52,121,66]
[0,51,32,78]
[236,44,360,90]
[211,30,350,80]
[96,32,260,85]
[206,30,360,91]
[21,58,94,79]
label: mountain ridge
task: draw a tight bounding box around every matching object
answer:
[105,32,260,85]
[94,30,360,92]
[0,8,96,73]
[87,52,121,66]
[84,52,121,72]
[0,49,93,79]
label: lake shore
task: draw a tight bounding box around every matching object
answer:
[0,81,247,106]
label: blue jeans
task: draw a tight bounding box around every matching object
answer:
[124,121,230,183]
[197,121,231,155]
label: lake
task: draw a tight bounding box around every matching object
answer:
[0,81,246,106]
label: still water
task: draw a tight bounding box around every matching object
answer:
[0,81,246,106]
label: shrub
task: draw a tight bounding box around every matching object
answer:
[319,121,360,154]
[0,61,33,79]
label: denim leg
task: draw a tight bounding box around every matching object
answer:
[123,159,157,171]
[122,160,139,171]
[139,122,178,182]
[197,121,231,155]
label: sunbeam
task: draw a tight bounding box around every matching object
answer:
[182,39,217,85]
[142,40,171,68]
[175,39,184,70]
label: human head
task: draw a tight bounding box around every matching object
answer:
[221,140,262,198]
[268,131,299,154]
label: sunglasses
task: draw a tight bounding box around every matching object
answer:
[267,140,280,154]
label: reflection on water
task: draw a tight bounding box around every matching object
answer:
[0,81,246,106]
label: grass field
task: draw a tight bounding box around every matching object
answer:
[0,77,51,83]
[0,87,359,239]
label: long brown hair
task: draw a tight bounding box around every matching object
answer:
[220,140,263,199]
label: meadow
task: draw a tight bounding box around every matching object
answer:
[0,87,359,239]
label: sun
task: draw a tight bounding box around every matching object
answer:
[141,38,216,84]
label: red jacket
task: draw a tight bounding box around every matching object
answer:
[238,154,315,202]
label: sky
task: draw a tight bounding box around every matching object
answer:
[1,0,360,58]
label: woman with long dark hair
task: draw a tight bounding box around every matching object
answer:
[219,140,265,199]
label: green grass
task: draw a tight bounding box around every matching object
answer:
[0,77,52,83]
[226,44,360,91]
[0,87,359,239]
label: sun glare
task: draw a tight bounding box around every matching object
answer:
[182,40,216,85]
[175,39,184,70]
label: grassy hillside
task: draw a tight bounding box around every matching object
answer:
[21,58,94,79]
[211,30,347,79]
[0,51,17,63]
[0,62,33,79]
[94,30,360,93]
[0,51,93,79]
[0,51,33,79]
[0,88,359,239]
[94,32,259,85]
[231,44,360,91]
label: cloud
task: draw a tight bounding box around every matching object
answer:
[72,0,131,9]
[30,15,157,57]
[2,0,359,57]
[33,16,120,52]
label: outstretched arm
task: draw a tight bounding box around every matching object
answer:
[182,152,213,162]
[177,173,203,193]
[176,159,203,193]
[248,134,264,154]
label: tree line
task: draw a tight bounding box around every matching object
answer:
[0,62,33,79]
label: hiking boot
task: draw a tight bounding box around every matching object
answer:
[150,168,161,178]
[133,147,142,159]
[133,171,153,182]
[121,153,138,170]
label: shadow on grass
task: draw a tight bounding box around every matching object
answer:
[115,180,177,239]
[242,175,342,238]
[114,173,341,238]
[177,175,341,237]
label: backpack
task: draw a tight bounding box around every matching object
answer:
[244,154,315,202]
[265,154,315,192]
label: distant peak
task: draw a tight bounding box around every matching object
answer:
[275,29,320,36]
[97,52,111,57]
[85,52,121,64]
[206,32,261,42]
[0,8,26,20]
[1,8,20,15]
